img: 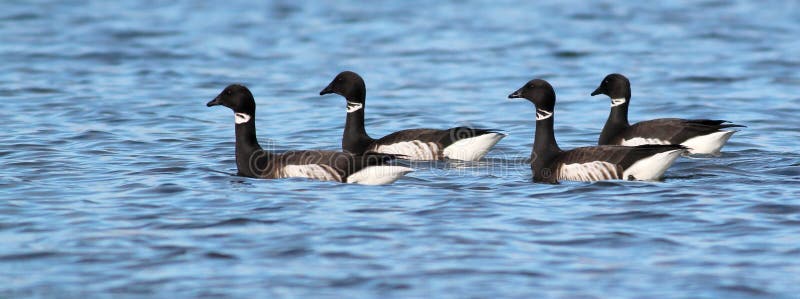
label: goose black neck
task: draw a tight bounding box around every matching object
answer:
[342,92,373,154]
[599,97,630,145]
[234,119,263,177]
[532,111,561,164]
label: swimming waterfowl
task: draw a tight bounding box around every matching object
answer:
[207,84,413,185]
[509,79,686,184]
[319,71,506,161]
[591,73,743,155]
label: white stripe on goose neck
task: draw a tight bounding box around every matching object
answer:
[346,101,363,113]
[234,112,251,124]
[536,108,553,121]
[611,98,627,107]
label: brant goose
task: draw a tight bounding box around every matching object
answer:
[207,84,413,185]
[591,73,743,155]
[509,79,686,184]
[319,71,506,161]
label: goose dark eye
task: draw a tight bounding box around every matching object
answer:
[226,90,232,95]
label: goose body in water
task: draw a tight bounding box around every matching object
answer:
[590,73,743,155]
[319,71,506,161]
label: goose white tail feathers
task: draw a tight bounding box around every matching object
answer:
[622,148,685,181]
[443,132,507,161]
[680,130,737,155]
[346,166,415,185]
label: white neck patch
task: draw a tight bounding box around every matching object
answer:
[346,101,363,113]
[536,108,553,121]
[234,112,251,124]
[611,98,627,107]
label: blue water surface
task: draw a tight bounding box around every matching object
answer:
[1,1,799,298]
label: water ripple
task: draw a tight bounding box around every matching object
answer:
[1,0,798,298]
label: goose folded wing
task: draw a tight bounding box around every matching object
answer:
[624,118,736,144]
[558,144,685,170]
[274,150,358,181]
[376,127,501,147]
[279,150,400,178]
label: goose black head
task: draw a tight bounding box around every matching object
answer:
[207,84,256,115]
[591,73,631,100]
[508,79,556,112]
[319,71,366,104]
